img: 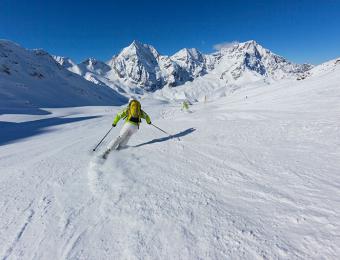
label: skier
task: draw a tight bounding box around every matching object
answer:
[181,100,191,112]
[103,98,151,158]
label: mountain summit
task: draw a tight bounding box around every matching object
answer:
[107,41,163,91]
[214,40,312,83]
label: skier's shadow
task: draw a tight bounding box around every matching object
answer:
[134,128,196,147]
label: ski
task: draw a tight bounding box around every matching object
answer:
[102,149,111,159]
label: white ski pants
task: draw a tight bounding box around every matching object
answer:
[107,122,138,150]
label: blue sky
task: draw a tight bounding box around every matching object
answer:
[0,0,339,64]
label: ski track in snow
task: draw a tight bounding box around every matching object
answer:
[1,74,340,259]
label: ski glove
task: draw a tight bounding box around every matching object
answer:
[148,121,151,125]
[112,123,116,127]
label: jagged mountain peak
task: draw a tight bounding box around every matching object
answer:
[240,40,259,48]
[220,40,268,56]
[119,40,160,60]
[213,40,312,82]
[53,55,77,69]
[171,48,208,78]
[241,41,267,55]
[106,40,167,91]
[130,40,145,49]
[172,48,204,62]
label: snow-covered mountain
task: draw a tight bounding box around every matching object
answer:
[170,48,209,78]
[57,40,313,94]
[54,56,111,81]
[79,58,111,76]
[298,57,340,79]
[107,40,164,91]
[107,40,191,91]
[0,40,126,114]
[153,54,339,103]
[214,40,312,83]
[53,56,77,69]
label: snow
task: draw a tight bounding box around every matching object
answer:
[1,61,340,259]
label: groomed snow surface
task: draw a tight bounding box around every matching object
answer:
[1,68,340,259]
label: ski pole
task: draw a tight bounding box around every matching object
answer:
[151,123,179,140]
[93,126,113,151]
[151,123,171,135]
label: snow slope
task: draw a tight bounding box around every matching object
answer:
[0,61,339,259]
[0,40,126,115]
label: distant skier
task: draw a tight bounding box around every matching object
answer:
[103,98,151,158]
[181,100,191,113]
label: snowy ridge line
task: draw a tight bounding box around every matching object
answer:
[52,40,314,96]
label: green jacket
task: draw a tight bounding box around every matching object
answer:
[182,101,189,110]
[113,107,151,126]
